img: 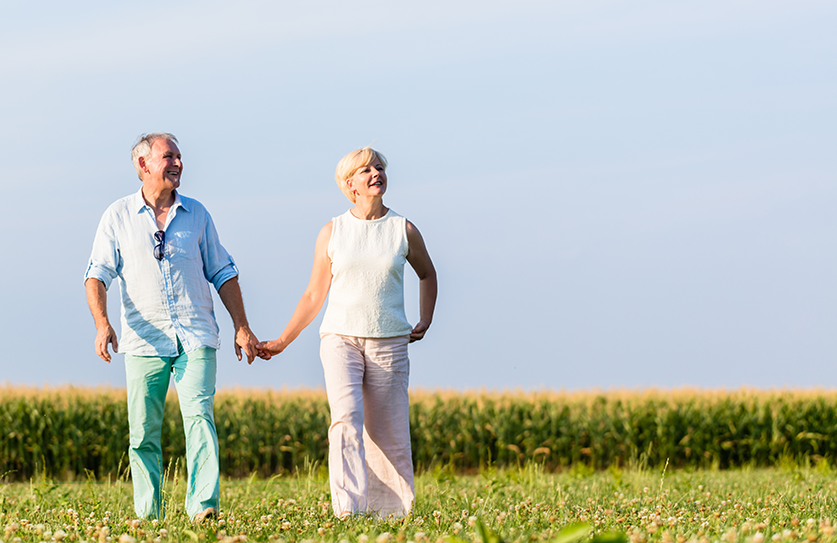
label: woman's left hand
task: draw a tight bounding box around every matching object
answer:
[410,320,431,343]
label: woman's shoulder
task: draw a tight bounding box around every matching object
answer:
[314,221,334,256]
[318,220,334,238]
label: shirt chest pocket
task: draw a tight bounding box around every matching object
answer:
[168,231,201,261]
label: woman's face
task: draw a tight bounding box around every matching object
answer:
[347,160,387,200]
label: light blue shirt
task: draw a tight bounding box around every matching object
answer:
[85,189,239,357]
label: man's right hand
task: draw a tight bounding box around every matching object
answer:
[95,325,119,363]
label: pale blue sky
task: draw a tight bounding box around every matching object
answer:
[1,1,835,390]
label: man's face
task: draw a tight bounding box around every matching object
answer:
[141,138,182,192]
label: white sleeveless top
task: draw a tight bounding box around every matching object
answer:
[319,209,413,338]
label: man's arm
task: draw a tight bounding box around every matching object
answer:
[218,276,259,364]
[85,278,119,362]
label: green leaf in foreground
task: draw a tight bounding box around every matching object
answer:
[551,522,592,543]
[476,519,506,543]
[591,531,629,543]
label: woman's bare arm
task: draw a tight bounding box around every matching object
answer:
[405,220,437,342]
[257,222,334,356]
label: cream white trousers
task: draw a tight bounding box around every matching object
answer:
[320,333,414,518]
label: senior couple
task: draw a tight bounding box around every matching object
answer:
[84,133,437,521]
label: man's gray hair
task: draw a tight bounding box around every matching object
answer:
[131,132,178,180]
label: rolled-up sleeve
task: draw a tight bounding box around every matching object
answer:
[84,210,120,290]
[200,212,239,291]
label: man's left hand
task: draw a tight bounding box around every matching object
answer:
[234,326,260,365]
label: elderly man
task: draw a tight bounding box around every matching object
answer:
[84,133,258,521]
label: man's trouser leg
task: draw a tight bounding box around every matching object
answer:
[172,346,220,518]
[125,354,171,519]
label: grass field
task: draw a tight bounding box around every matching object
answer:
[3,463,837,543]
[5,387,837,542]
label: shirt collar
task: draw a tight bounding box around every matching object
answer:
[132,188,190,213]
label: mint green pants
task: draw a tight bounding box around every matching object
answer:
[125,341,220,519]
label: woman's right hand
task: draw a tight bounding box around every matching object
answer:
[256,339,286,359]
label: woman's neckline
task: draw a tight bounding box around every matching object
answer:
[349,206,390,222]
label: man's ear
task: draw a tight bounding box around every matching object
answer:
[138,156,147,173]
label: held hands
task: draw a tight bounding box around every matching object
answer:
[255,339,286,359]
[94,325,119,362]
[236,327,285,363]
[410,320,431,343]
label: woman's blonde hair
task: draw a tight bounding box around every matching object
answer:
[334,147,388,203]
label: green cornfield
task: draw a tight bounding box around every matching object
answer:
[3,386,837,481]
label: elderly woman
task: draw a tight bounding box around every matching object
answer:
[257,147,437,518]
